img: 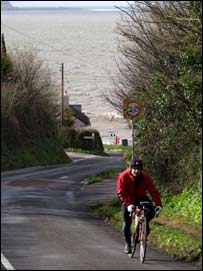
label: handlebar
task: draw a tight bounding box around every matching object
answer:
[130,204,150,217]
[129,201,162,217]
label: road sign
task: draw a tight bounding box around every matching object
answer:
[84,136,93,139]
[123,99,142,119]
[84,133,95,140]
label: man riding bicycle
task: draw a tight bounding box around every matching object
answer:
[117,159,162,254]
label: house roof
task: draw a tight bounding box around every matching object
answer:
[69,105,90,126]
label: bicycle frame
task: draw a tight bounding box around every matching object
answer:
[129,201,150,263]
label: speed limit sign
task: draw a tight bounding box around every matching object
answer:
[123,99,142,119]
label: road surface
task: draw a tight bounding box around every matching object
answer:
[1,152,200,270]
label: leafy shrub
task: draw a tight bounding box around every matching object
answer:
[162,184,202,226]
[77,128,104,152]
[63,107,74,127]
[60,127,104,152]
[1,49,13,81]
[59,127,79,148]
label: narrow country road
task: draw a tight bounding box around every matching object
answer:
[1,152,199,270]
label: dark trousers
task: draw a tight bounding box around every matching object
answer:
[121,196,155,244]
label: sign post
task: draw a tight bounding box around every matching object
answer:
[123,99,142,161]
[132,119,135,160]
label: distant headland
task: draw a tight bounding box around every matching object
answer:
[1,1,117,12]
[1,1,14,10]
[1,1,84,11]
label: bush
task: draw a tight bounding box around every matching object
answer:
[59,127,79,148]
[162,184,202,226]
[1,50,13,81]
[1,48,70,170]
[60,127,104,152]
[77,128,104,152]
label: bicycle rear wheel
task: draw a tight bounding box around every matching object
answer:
[139,217,147,263]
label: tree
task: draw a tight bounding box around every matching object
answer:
[1,49,59,144]
[104,1,202,188]
[63,107,74,127]
[1,33,12,81]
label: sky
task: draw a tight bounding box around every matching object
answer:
[10,1,129,8]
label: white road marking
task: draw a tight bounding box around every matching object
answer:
[72,158,87,162]
[1,253,15,270]
[59,176,69,179]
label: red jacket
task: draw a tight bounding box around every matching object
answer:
[117,169,162,207]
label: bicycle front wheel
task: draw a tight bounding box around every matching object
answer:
[129,230,138,258]
[139,217,147,263]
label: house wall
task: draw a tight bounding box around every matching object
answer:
[73,117,87,128]
[63,95,69,107]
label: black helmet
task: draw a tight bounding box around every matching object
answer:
[130,159,143,170]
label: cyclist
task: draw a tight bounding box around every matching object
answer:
[117,159,162,254]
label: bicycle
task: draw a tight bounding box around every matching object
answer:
[128,201,152,263]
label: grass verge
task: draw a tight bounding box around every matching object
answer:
[149,221,202,262]
[91,197,202,266]
[104,144,131,152]
[82,167,125,185]
[1,138,71,171]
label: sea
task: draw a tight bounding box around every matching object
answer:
[1,8,132,145]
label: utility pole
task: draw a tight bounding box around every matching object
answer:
[61,63,64,126]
